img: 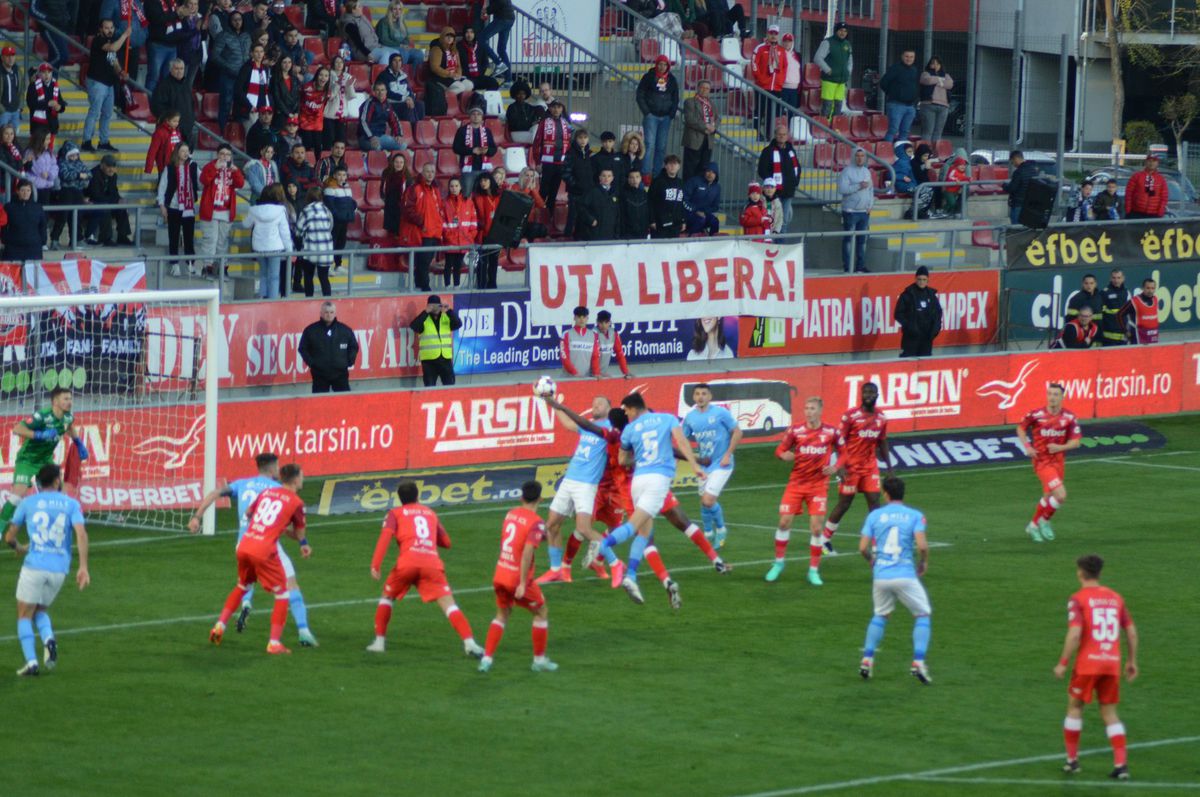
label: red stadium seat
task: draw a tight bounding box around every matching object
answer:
[412,148,435,172]
[728,89,752,118]
[802,62,822,90]
[344,152,367,180]
[413,118,437,146]
[803,88,821,115]
[936,139,954,160]
[436,118,460,146]
[972,220,1000,250]
[448,7,470,29]
[200,93,219,121]
[304,36,326,65]
[346,211,366,240]
[425,7,449,32]
[849,114,872,141]
[846,87,867,112]
[741,37,759,59]
[436,148,458,177]
[834,142,852,165]
[869,113,889,140]
[702,37,722,63]
[364,209,386,237]
[500,247,527,272]
[349,63,370,91]
[484,117,509,147]
[640,39,660,63]
[831,115,851,138]
[813,142,834,169]
[283,4,311,33]
[360,180,384,209]
[365,149,390,179]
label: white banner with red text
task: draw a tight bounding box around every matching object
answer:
[527,238,805,325]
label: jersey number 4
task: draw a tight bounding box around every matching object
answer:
[879,526,903,562]
[1091,607,1120,642]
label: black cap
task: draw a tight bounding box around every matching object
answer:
[573,306,589,317]
[915,266,929,277]
[427,294,442,305]
[834,21,848,31]
[596,310,612,322]
[549,99,564,108]
[601,131,616,142]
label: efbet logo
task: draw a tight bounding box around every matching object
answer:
[844,369,967,419]
[976,360,1039,410]
[1139,226,1200,262]
[130,415,205,470]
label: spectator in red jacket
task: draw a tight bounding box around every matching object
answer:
[739,181,772,236]
[440,176,477,288]
[144,111,182,174]
[472,172,501,289]
[1124,154,1168,219]
[750,24,785,138]
[198,144,245,277]
[402,161,444,292]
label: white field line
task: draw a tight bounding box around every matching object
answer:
[729,735,1200,797]
[915,775,1200,790]
[1096,458,1200,473]
[0,550,875,642]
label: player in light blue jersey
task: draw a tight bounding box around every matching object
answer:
[535,395,613,584]
[682,384,742,550]
[190,452,317,647]
[4,464,89,676]
[600,392,706,604]
[857,476,932,685]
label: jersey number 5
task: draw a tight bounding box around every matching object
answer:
[1091,607,1120,642]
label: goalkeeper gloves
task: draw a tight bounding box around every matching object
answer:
[73,437,89,461]
[33,429,60,443]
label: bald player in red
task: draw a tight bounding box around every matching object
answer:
[1016,382,1082,543]
[209,463,310,655]
[365,480,484,658]
[767,396,839,585]
[1054,554,1138,780]
[479,480,559,673]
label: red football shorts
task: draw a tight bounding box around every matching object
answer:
[593,487,630,529]
[839,469,880,496]
[1069,671,1120,705]
[662,490,679,513]
[1035,462,1065,492]
[494,579,545,611]
[780,482,828,516]
[237,551,287,594]
[384,563,452,603]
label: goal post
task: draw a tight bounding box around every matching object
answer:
[0,288,221,536]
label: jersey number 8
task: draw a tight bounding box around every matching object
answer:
[414,515,432,542]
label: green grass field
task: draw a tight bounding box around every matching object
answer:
[2,415,1198,796]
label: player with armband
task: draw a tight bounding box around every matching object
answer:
[189,452,317,647]
[1,388,88,529]
[209,464,310,655]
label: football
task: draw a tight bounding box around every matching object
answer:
[533,375,557,398]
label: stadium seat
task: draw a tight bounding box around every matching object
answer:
[813,142,834,169]
[684,64,704,90]
[484,117,509,147]
[283,4,311,33]
[365,150,389,180]
[325,36,343,61]
[936,139,954,160]
[344,152,367,180]
[802,62,821,90]
[0,3,25,30]
[361,181,384,209]
[448,7,470,29]
[640,38,660,63]
[500,247,527,272]
[370,63,387,85]
[363,209,387,237]
[436,148,458,177]
[702,37,723,63]
[425,7,449,32]
[346,211,366,240]
[849,115,872,141]
[741,37,759,59]
[413,118,437,146]
[223,121,245,150]
[349,179,366,206]
[831,115,851,138]
[412,148,435,172]
[126,91,154,122]
[304,36,327,65]
[349,63,370,91]
[846,88,867,112]
[436,118,459,146]
[972,220,1001,250]
[600,8,621,37]
[200,93,219,122]
[804,89,822,115]
[455,89,475,115]
[834,142,851,165]
[869,113,889,139]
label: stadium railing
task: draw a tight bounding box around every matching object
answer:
[40,203,156,249]
[911,179,1008,221]
[596,0,897,207]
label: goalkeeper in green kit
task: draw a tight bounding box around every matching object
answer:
[2,388,88,526]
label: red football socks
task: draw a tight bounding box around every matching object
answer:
[218,586,247,626]
[446,606,474,641]
[269,595,288,643]
[374,599,393,637]
[484,619,505,657]
[1063,716,1082,760]
[531,619,548,657]
[684,524,719,562]
[564,533,582,565]
[645,545,670,583]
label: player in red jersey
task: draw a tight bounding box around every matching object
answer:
[365,480,483,658]
[1054,554,1138,780]
[209,464,309,655]
[767,397,839,586]
[823,382,890,554]
[479,481,559,673]
[1017,383,1082,542]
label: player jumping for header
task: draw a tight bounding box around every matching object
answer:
[767,397,839,585]
[1016,382,1082,543]
[209,464,310,654]
[823,382,890,555]
[1055,554,1138,780]
[1,388,88,530]
[480,480,558,673]
[682,383,742,551]
[190,452,317,647]
[5,464,90,676]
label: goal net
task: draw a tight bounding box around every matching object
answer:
[0,261,219,535]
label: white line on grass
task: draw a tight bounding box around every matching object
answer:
[728,735,1200,797]
[0,551,874,642]
[915,775,1200,790]
[1096,458,1200,473]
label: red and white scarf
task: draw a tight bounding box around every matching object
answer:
[333,73,349,118]
[322,0,335,15]
[212,166,233,210]
[460,126,492,172]
[168,127,181,151]
[696,94,715,126]
[260,159,275,186]
[771,145,799,182]
[121,0,147,26]
[538,117,570,163]
[443,48,460,74]
[5,140,20,163]
[32,78,59,124]
[176,162,194,212]
[463,42,479,75]
[245,63,270,111]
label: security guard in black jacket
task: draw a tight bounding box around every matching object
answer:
[893,266,944,357]
[1099,268,1133,346]
[298,301,360,392]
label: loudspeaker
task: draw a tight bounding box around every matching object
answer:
[484,189,535,247]
[1019,178,1057,228]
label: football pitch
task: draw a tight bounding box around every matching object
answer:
[2,414,1198,796]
